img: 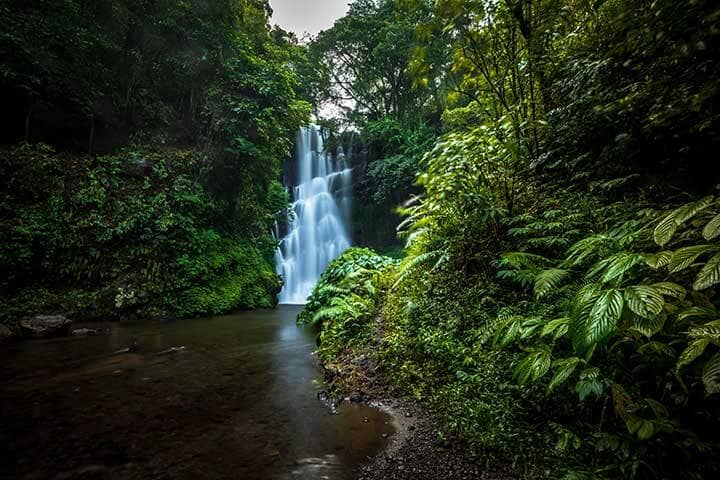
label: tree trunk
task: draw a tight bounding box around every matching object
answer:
[25,96,35,142]
[88,113,95,155]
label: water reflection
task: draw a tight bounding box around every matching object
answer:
[0,306,393,479]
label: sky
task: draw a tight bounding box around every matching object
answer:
[269,0,350,37]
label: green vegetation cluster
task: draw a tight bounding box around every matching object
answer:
[302,0,720,478]
[0,0,311,321]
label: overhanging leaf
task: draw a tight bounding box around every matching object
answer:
[588,289,623,345]
[702,214,720,240]
[547,357,582,394]
[668,245,716,273]
[677,338,710,370]
[651,282,687,300]
[694,252,720,291]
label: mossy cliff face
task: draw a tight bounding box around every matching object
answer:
[0,143,282,321]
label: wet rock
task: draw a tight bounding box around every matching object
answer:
[317,390,329,402]
[157,346,186,355]
[0,323,16,342]
[19,315,72,338]
[72,328,105,336]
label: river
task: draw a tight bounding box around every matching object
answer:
[0,306,393,479]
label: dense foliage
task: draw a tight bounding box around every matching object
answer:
[302,0,720,478]
[0,0,310,320]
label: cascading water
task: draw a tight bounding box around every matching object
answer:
[275,125,352,304]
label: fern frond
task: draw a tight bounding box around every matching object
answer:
[535,269,570,299]
[393,249,443,287]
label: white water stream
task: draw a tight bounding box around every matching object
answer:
[275,126,352,304]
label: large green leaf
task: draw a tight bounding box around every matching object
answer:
[654,216,679,247]
[651,282,687,300]
[655,196,714,246]
[568,284,603,353]
[688,320,720,341]
[542,317,570,339]
[631,312,666,338]
[702,214,720,240]
[600,253,646,284]
[675,196,715,223]
[626,417,656,441]
[547,357,582,394]
[668,245,716,273]
[677,339,710,370]
[644,251,672,269]
[694,252,720,291]
[584,289,623,349]
[514,348,552,384]
[624,285,665,318]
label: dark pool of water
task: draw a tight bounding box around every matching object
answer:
[0,306,393,480]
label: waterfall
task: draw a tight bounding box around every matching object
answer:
[275,125,352,304]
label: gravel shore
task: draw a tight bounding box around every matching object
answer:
[353,397,511,480]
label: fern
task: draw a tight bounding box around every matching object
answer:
[393,248,443,287]
[534,268,570,299]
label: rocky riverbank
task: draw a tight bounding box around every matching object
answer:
[317,332,513,480]
[356,398,511,480]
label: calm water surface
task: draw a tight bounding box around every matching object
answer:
[0,306,393,479]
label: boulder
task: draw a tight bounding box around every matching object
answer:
[0,324,16,343]
[19,315,72,338]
